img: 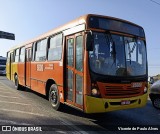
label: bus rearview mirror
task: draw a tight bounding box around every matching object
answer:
[86,33,94,51]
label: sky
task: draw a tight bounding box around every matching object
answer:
[0,0,160,76]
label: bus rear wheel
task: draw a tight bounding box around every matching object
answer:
[15,75,21,90]
[49,84,61,110]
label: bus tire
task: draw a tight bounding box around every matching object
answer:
[15,75,21,90]
[152,97,160,110]
[49,84,61,110]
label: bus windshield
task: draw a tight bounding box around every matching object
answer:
[89,32,147,76]
[0,59,6,65]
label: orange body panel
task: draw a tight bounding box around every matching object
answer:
[30,61,63,95]
[26,61,31,87]
[18,63,25,86]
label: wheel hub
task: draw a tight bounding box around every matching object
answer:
[154,98,160,108]
[50,90,57,104]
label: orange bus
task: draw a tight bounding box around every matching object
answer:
[6,14,148,113]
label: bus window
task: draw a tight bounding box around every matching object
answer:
[6,52,10,63]
[11,53,14,63]
[19,47,25,62]
[31,43,35,61]
[48,34,62,61]
[0,57,6,65]
[76,74,83,105]
[28,49,32,61]
[67,69,73,101]
[15,48,19,62]
[76,36,83,72]
[125,37,147,76]
[67,38,74,67]
[35,39,47,61]
[26,48,32,62]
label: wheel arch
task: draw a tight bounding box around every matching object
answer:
[14,72,18,82]
[150,93,160,101]
[151,94,160,109]
[45,78,56,99]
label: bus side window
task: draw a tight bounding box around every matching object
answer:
[35,39,47,61]
[48,33,62,61]
[19,47,25,62]
[28,49,32,61]
[32,43,36,61]
[11,52,14,63]
[76,35,83,72]
[15,48,20,62]
[6,52,10,63]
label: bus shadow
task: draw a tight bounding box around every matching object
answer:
[15,87,156,132]
[19,87,119,121]
[18,86,47,100]
[15,85,154,131]
[58,103,154,131]
[0,74,6,76]
[59,105,124,131]
[58,103,112,121]
[18,87,108,119]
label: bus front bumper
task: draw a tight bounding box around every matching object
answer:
[85,93,148,113]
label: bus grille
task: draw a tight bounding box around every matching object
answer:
[105,85,141,98]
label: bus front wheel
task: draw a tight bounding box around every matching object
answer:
[49,84,61,110]
[152,97,160,110]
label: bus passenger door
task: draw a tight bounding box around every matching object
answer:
[66,34,84,109]
[25,48,31,87]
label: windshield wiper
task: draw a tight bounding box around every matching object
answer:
[126,40,132,64]
[126,37,137,65]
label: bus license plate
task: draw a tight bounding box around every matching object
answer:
[121,100,130,105]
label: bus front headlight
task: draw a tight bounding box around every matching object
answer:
[91,88,100,97]
[144,87,147,93]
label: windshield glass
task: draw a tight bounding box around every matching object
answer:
[0,60,6,65]
[89,32,147,76]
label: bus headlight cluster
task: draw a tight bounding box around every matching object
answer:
[91,88,100,97]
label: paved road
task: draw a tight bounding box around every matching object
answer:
[0,76,159,134]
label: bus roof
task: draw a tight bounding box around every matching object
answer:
[8,14,143,51]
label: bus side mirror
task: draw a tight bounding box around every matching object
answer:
[86,33,94,51]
